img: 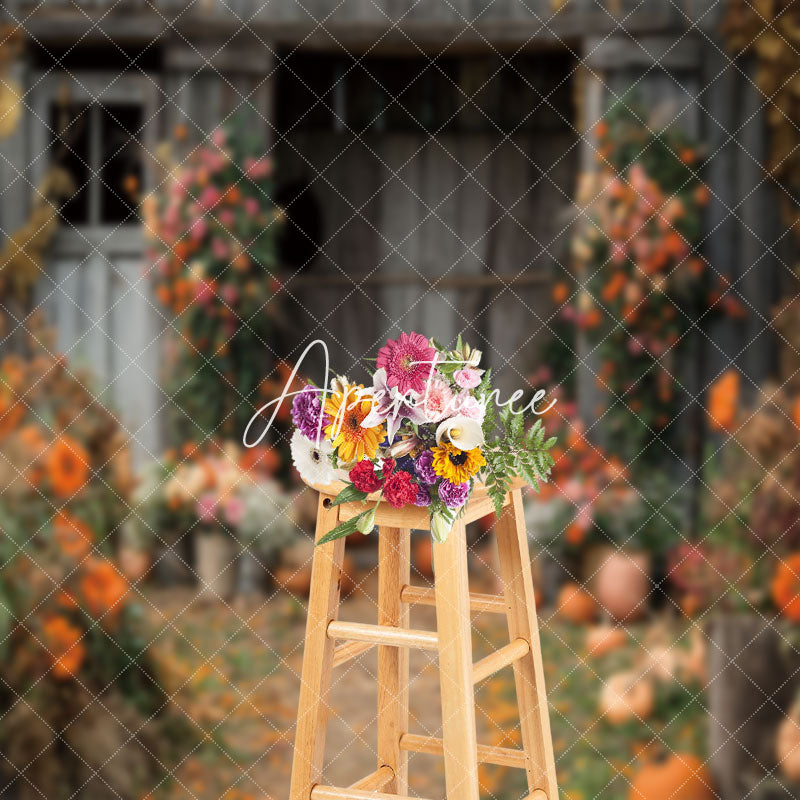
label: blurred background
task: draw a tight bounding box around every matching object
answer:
[0,1,798,799]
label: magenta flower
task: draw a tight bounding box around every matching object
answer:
[376,332,436,395]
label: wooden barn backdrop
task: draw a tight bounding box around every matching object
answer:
[0,0,791,458]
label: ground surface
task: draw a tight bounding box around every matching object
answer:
[146,567,706,800]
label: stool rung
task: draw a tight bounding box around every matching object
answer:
[472,637,530,684]
[327,620,438,651]
[399,733,527,769]
[348,765,394,790]
[312,786,432,800]
[400,584,507,615]
[332,640,374,668]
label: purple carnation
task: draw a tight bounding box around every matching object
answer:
[291,386,329,441]
[438,479,470,509]
[413,484,431,507]
[414,450,437,485]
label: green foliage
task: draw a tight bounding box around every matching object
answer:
[482,409,556,516]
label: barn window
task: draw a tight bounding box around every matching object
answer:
[49,101,143,227]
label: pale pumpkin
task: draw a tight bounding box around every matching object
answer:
[557,582,597,624]
[645,627,707,686]
[776,706,800,781]
[628,753,714,800]
[599,670,654,724]
[586,624,627,658]
[592,547,651,622]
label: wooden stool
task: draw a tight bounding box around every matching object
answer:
[289,478,558,800]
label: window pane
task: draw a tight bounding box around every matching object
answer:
[49,102,90,227]
[99,103,143,226]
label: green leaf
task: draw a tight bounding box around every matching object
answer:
[316,510,372,545]
[330,484,369,507]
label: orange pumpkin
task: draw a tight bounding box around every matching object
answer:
[586,624,627,658]
[600,671,654,724]
[776,706,800,781]
[557,582,597,624]
[629,753,714,800]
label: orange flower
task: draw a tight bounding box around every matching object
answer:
[772,554,800,621]
[552,282,569,304]
[793,397,800,431]
[42,615,85,679]
[47,436,90,498]
[565,522,585,546]
[174,122,188,142]
[581,309,602,329]
[694,184,710,206]
[594,120,608,140]
[680,148,695,164]
[708,370,739,432]
[0,383,24,438]
[601,271,627,303]
[53,511,93,559]
[80,559,129,620]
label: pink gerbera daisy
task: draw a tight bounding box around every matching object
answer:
[376,332,436,395]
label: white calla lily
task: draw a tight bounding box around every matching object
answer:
[435,415,484,450]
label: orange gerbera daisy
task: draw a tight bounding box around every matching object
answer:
[772,554,800,622]
[80,558,129,620]
[47,435,90,498]
[53,511,93,559]
[324,385,384,463]
[41,615,85,679]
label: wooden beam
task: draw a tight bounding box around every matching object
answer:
[327,621,438,651]
[348,765,394,791]
[399,733,527,769]
[472,638,530,684]
[332,640,374,668]
[400,585,507,615]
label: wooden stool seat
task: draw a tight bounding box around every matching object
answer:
[289,479,559,800]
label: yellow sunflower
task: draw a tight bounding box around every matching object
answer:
[431,442,486,484]
[324,385,384,463]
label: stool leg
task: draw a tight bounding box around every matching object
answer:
[289,495,346,800]
[377,526,411,793]
[495,489,558,799]
[433,519,480,800]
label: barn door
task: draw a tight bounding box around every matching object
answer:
[30,72,162,463]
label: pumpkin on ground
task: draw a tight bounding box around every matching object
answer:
[644,627,707,686]
[557,582,597,624]
[776,705,800,781]
[586,624,628,658]
[628,753,714,800]
[599,670,654,724]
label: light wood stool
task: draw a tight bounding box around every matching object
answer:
[289,478,558,800]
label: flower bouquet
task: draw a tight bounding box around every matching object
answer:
[289,332,557,544]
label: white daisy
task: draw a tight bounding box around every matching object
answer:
[290,429,337,485]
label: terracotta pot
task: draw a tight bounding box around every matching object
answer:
[589,546,651,622]
[413,536,434,578]
[194,530,238,600]
[776,706,800,781]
